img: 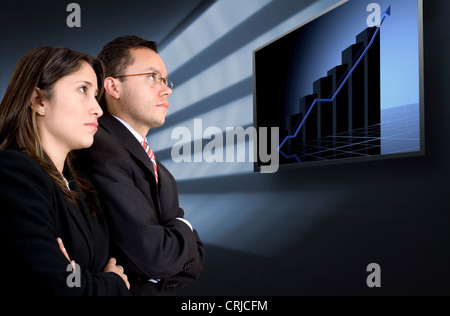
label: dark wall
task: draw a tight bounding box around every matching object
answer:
[179,0,450,296]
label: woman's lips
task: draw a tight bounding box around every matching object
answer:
[85,122,99,131]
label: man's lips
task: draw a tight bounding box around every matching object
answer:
[157,102,169,110]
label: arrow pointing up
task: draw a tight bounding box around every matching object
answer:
[380,5,392,26]
[278,5,392,157]
[385,5,391,17]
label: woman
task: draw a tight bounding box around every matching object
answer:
[0,46,130,295]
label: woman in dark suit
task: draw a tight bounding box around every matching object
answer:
[0,46,130,295]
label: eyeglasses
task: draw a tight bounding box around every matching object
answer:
[114,72,174,89]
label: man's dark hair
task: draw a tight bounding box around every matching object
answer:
[97,35,158,109]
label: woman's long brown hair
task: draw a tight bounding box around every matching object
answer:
[0,46,104,216]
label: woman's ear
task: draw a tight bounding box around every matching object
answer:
[29,88,46,116]
[104,77,120,100]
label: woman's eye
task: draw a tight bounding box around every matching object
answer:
[78,86,87,94]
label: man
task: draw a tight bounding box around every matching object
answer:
[75,35,205,296]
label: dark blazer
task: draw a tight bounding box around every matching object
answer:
[75,114,205,295]
[0,151,130,296]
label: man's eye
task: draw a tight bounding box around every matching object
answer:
[148,74,156,81]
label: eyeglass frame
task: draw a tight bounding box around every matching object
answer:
[113,72,174,89]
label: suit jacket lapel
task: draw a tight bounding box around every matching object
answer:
[64,171,94,266]
[99,114,157,180]
[98,114,162,222]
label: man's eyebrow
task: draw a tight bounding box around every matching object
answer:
[145,68,168,79]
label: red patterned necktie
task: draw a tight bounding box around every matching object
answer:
[141,141,158,184]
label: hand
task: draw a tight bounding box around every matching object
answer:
[57,238,76,273]
[104,258,130,290]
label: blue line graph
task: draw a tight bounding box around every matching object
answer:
[278,5,391,162]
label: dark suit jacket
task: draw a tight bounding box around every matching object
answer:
[75,114,205,295]
[0,151,130,296]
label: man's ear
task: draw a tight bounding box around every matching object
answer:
[104,77,121,100]
[29,88,46,116]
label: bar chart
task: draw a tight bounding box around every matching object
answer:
[279,24,382,163]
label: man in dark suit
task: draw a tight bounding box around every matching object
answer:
[75,35,205,296]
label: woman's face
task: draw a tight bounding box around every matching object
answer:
[38,61,103,159]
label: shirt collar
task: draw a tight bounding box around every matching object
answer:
[112,115,147,144]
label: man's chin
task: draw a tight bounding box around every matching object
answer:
[150,118,165,129]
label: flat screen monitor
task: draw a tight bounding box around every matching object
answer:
[253,0,424,172]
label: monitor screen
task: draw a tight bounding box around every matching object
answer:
[253,0,424,172]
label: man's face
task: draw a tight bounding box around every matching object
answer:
[116,47,173,135]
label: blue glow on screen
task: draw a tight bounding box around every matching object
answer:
[281,0,419,112]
